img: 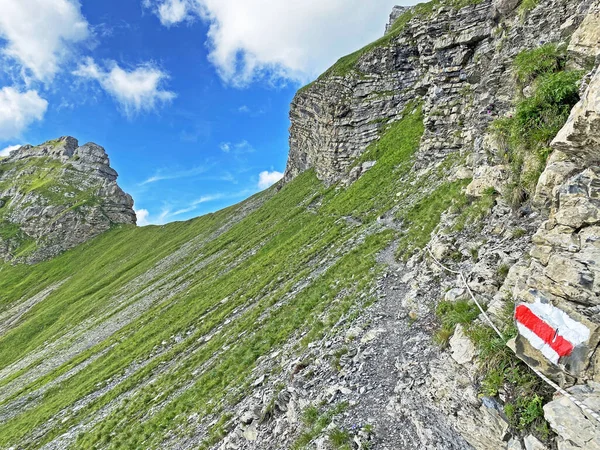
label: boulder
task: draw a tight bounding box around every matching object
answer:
[568,6,600,67]
[523,435,547,450]
[544,383,600,450]
[492,0,522,16]
[552,67,600,162]
[466,165,508,197]
[450,324,477,365]
[534,151,580,208]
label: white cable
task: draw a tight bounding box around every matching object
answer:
[424,238,600,426]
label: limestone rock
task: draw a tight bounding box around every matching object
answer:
[242,424,258,442]
[450,324,477,365]
[385,6,408,34]
[523,435,547,450]
[543,383,600,450]
[553,168,600,229]
[552,66,600,162]
[568,4,600,67]
[534,150,580,208]
[492,0,522,16]
[0,136,136,263]
[466,165,508,197]
[508,437,524,450]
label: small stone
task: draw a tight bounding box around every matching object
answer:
[449,324,477,365]
[252,375,266,387]
[507,437,523,450]
[242,424,258,442]
[523,435,546,450]
[444,288,466,302]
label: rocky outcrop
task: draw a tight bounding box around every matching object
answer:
[0,136,136,263]
[284,0,596,185]
[507,65,600,386]
[385,5,408,34]
[568,2,600,68]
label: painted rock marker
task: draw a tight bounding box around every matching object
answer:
[515,300,590,364]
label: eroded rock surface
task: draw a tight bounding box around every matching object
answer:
[0,136,136,263]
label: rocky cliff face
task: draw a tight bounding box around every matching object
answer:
[0,136,136,263]
[285,0,595,185]
[279,0,600,448]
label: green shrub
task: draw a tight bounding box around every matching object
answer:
[518,0,540,21]
[513,44,565,83]
[497,264,510,283]
[492,50,583,207]
[436,299,480,329]
[329,427,352,449]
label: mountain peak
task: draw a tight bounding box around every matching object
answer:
[0,137,135,263]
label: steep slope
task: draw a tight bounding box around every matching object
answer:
[0,137,136,263]
[1,0,600,449]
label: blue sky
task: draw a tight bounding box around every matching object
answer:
[0,0,414,225]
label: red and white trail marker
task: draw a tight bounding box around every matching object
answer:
[515,300,590,365]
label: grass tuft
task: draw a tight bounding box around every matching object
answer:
[491,45,583,207]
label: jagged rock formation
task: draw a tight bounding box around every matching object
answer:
[284,0,595,185]
[0,136,136,263]
[385,6,408,34]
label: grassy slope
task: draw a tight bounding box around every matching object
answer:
[0,106,467,449]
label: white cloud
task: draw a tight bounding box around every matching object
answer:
[219,140,253,154]
[144,0,404,85]
[156,0,191,26]
[258,170,283,190]
[171,194,223,216]
[0,143,21,157]
[135,208,151,226]
[73,58,176,117]
[0,0,89,82]
[0,87,48,140]
[140,164,210,185]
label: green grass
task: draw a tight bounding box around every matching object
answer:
[329,427,352,449]
[513,44,566,83]
[0,98,476,448]
[452,187,497,232]
[325,103,424,220]
[396,179,470,258]
[292,402,349,449]
[492,45,583,207]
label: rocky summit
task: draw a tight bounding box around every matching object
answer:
[0,136,136,263]
[1,1,600,449]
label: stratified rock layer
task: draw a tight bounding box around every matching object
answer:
[0,136,136,263]
[285,0,596,185]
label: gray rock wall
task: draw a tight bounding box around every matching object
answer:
[284,0,595,185]
[0,136,136,263]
